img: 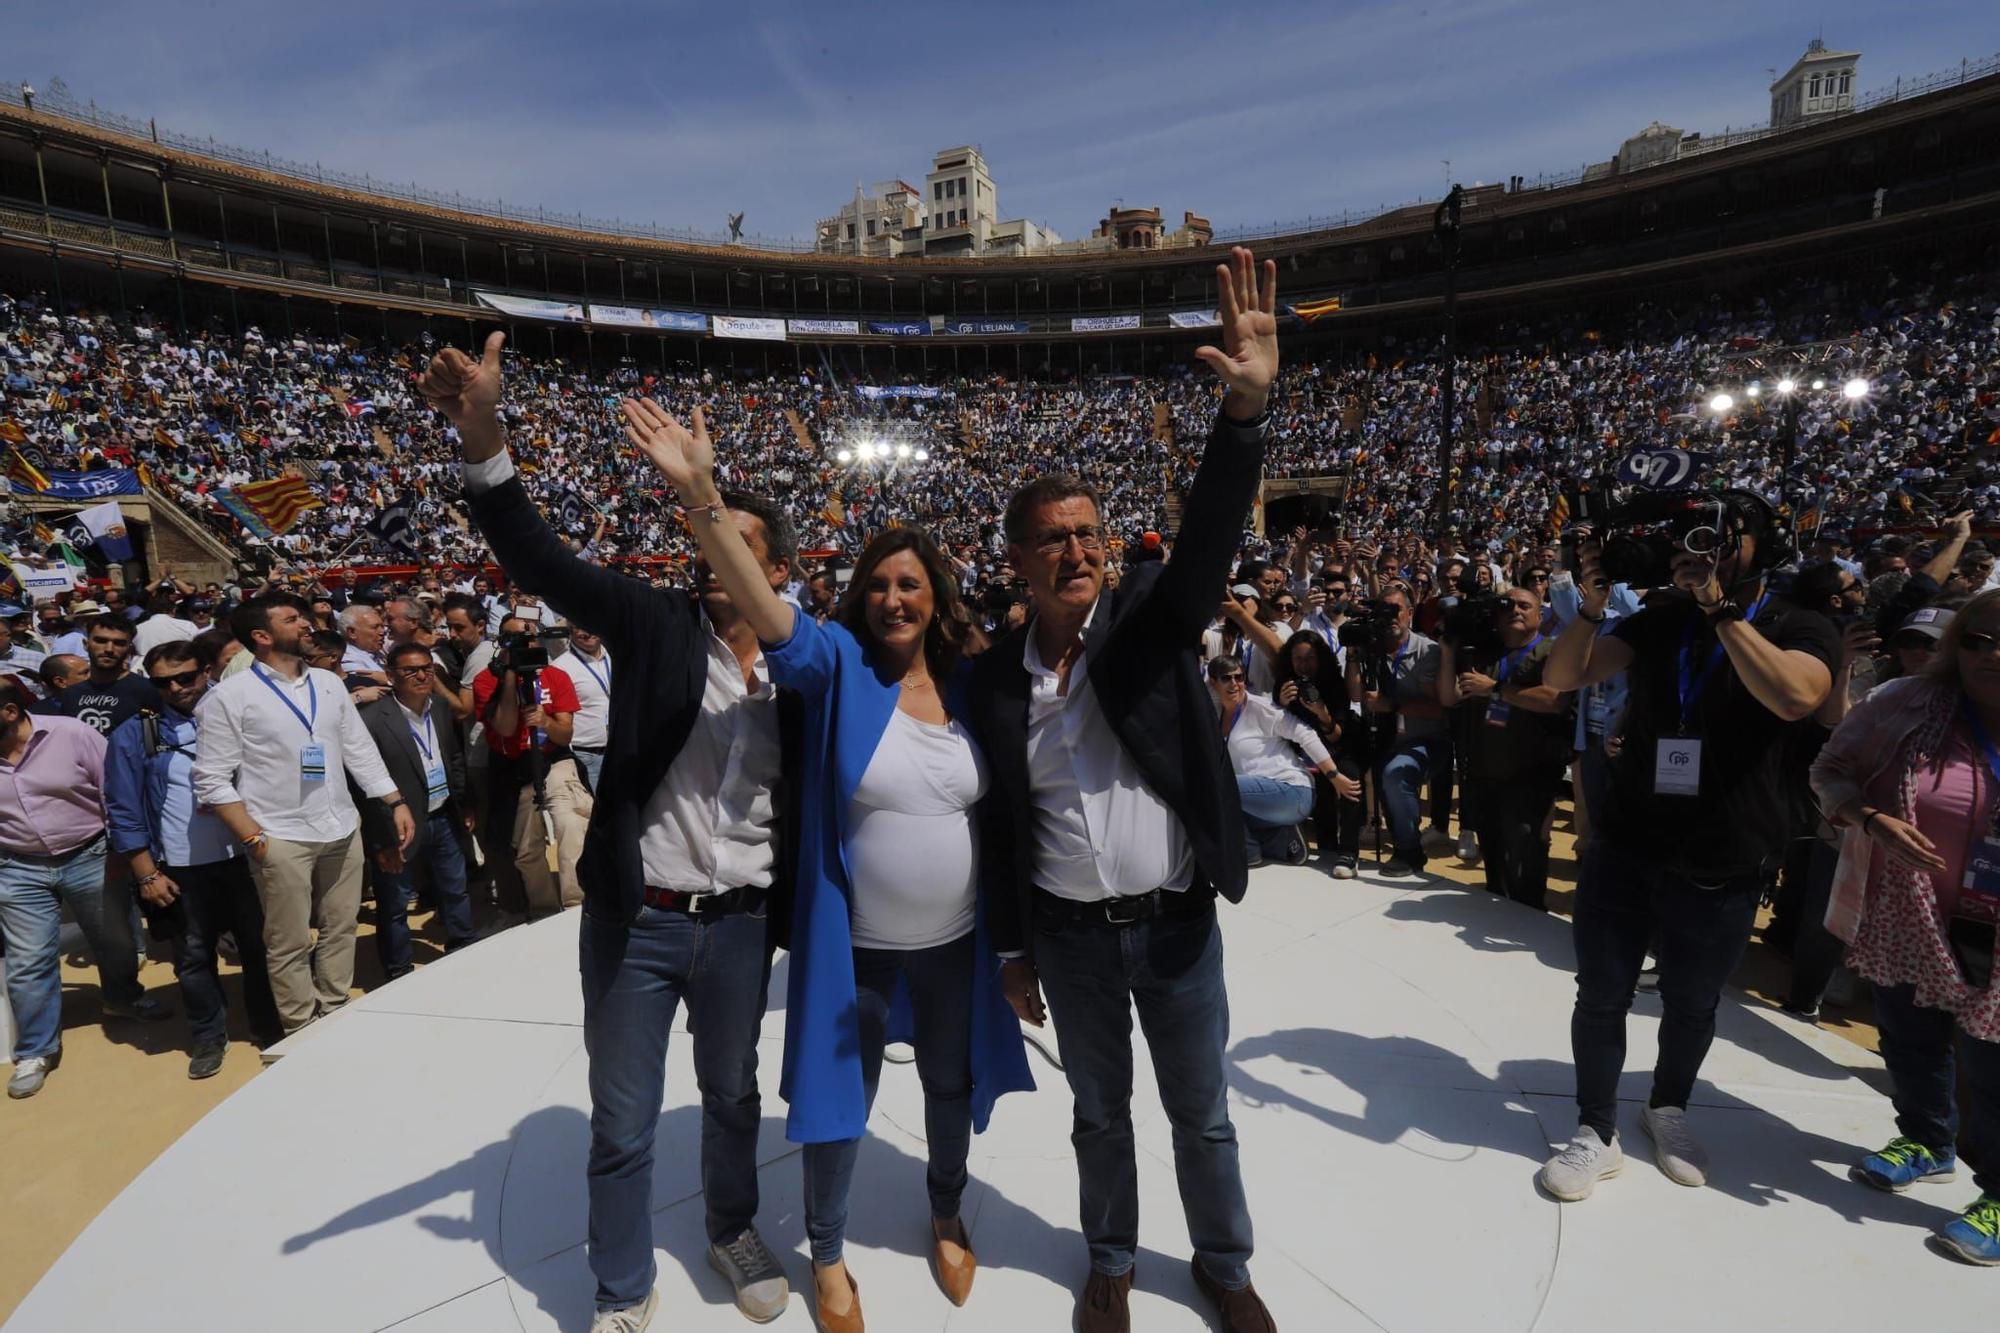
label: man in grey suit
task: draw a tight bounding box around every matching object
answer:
[358,639,474,979]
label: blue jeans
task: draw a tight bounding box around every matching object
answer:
[155,858,283,1049]
[0,837,141,1062]
[1873,983,2000,1195]
[803,933,975,1266]
[580,902,774,1312]
[1234,776,1315,860]
[1569,839,1761,1141]
[573,748,606,795]
[1033,900,1253,1289]
[373,812,474,980]
[1376,735,1447,860]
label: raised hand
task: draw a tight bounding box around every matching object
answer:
[621,398,718,505]
[1194,245,1279,419]
[417,331,505,429]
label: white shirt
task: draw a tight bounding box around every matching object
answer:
[553,647,611,749]
[397,697,448,813]
[1024,605,1193,901]
[462,449,779,894]
[132,615,198,658]
[1222,693,1331,790]
[846,708,985,950]
[459,639,497,769]
[340,642,386,676]
[192,661,399,842]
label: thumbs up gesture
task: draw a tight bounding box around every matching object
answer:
[418,331,506,433]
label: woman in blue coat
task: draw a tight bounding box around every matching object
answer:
[622,398,1032,1333]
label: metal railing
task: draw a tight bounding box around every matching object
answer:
[1,49,1994,255]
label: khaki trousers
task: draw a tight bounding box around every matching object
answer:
[511,757,593,916]
[249,829,365,1033]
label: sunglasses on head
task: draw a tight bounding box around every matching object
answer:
[149,669,202,689]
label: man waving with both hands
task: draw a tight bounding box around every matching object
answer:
[415,245,1283,1333]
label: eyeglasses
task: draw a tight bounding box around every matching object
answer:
[1274,602,1298,613]
[1526,573,1551,583]
[1958,632,2000,655]
[394,664,436,677]
[1032,527,1104,557]
[1211,673,1246,684]
[148,669,202,689]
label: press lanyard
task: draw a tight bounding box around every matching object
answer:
[1675,591,1769,732]
[408,706,437,763]
[1496,633,1544,686]
[577,652,611,697]
[252,664,317,740]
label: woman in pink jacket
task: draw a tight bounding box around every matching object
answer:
[1811,587,2000,1267]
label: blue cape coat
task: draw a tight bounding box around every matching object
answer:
[764,607,1034,1144]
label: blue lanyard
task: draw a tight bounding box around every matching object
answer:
[252,664,317,740]
[1961,702,2000,789]
[1496,633,1544,686]
[1393,638,1412,672]
[1676,591,1769,731]
[408,706,437,763]
[577,652,611,697]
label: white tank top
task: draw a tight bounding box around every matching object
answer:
[844,707,987,950]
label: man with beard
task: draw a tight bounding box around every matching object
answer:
[192,591,415,1036]
[58,615,159,735]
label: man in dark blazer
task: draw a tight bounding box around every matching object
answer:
[418,336,802,1333]
[969,247,1281,1333]
[358,640,474,978]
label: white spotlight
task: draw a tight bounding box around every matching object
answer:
[1811,378,1826,391]
[1842,378,1869,401]
[1708,393,1734,414]
[1745,383,1761,399]
[856,441,876,460]
[835,448,853,464]
[913,448,930,463]
[895,443,913,459]
[1775,378,1796,395]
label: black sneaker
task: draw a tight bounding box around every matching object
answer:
[1323,853,1358,880]
[1281,825,1311,865]
[1382,854,1427,878]
[188,1043,227,1081]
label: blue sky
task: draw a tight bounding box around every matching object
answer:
[8,1,1995,244]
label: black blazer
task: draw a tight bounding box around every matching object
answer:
[969,408,1266,960]
[466,474,802,934]
[357,695,467,857]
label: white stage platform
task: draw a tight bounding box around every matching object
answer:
[10,866,1990,1332]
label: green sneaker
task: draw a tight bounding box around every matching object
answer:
[1852,1136,1957,1192]
[1934,1195,2000,1267]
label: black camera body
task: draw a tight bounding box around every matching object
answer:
[1337,600,1402,654]
[1568,488,1790,591]
[496,630,549,673]
[1441,592,1510,661]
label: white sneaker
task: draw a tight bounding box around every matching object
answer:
[590,1290,658,1333]
[1456,830,1481,864]
[1641,1105,1710,1187]
[1538,1126,1623,1201]
[7,1053,57,1099]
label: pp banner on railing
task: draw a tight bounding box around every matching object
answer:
[1071,314,1142,332]
[855,386,944,401]
[1168,310,1221,328]
[590,304,709,333]
[9,468,143,500]
[473,290,586,323]
[943,319,1032,336]
[711,316,788,341]
[788,319,862,337]
[867,320,931,337]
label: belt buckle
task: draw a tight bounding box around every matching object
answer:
[1101,894,1147,926]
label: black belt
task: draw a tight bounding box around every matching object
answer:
[572,744,606,754]
[1032,886,1204,929]
[642,884,765,916]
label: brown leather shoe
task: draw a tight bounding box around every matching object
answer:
[931,1216,976,1306]
[1078,1268,1134,1333]
[813,1266,863,1333]
[1190,1258,1276,1333]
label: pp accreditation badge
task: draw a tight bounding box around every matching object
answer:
[1654,737,1701,796]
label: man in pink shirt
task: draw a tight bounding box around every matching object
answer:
[0,677,170,1100]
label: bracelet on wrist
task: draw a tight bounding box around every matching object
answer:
[684,498,727,524]
[242,831,268,848]
[136,871,161,888]
[1861,810,1881,836]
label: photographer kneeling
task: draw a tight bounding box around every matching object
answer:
[1343,583,1447,876]
[1438,587,1574,911]
[1536,491,1838,1201]
[1208,655,1356,868]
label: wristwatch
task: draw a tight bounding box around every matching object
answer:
[1703,599,1747,624]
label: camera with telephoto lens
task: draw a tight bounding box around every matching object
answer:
[1337,599,1402,654]
[1440,592,1510,661]
[495,630,548,673]
[1568,488,1787,590]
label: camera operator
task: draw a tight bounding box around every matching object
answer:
[1344,582,1449,876]
[1537,491,1839,1202]
[1438,587,1573,911]
[1272,629,1366,877]
[472,616,592,917]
